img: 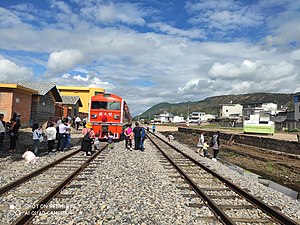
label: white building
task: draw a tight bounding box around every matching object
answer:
[189,112,215,123]
[261,103,278,115]
[173,115,185,123]
[294,93,300,121]
[220,104,243,119]
[189,112,205,123]
[243,102,278,118]
[154,112,173,123]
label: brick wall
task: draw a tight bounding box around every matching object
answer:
[0,90,32,126]
[30,92,56,126]
[12,90,32,127]
[0,92,13,121]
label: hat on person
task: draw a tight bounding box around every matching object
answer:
[86,122,93,128]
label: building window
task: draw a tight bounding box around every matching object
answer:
[226,110,228,112]
[16,98,19,103]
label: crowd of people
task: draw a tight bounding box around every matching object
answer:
[123,122,146,151]
[1,113,222,162]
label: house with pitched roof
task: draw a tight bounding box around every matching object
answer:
[57,86,105,114]
[59,96,83,118]
[0,82,62,127]
[0,83,37,127]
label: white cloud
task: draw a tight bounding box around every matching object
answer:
[47,50,85,73]
[73,74,89,82]
[0,7,22,27]
[208,60,257,79]
[186,0,263,31]
[1,1,300,116]
[148,22,205,39]
[62,73,70,78]
[60,72,114,90]
[0,56,33,81]
[291,49,300,60]
[80,2,146,25]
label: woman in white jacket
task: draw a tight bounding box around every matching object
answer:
[45,122,57,154]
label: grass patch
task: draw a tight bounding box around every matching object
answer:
[265,162,277,173]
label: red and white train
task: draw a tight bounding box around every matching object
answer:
[88,93,132,140]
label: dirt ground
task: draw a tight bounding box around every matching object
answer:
[158,125,300,195]
[156,124,299,142]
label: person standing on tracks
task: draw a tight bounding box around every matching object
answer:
[45,122,57,155]
[9,113,21,152]
[124,124,133,150]
[32,123,43,156]
[58,118,69,152]
[211,131,221,161]
[107,132,114,149]
[202,139,209,157]
[133,122,142,150]
[140,126,146,151]
[82,116,87,128]
[0,114,6,151]
[82,123,95,156]
[196,131,205,154]
[152,123,156,133]
[64,120,72,150]
[75,116,81,130]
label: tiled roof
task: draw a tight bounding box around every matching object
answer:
[16,82,56,96]
[0,81,62,102]
[61,96,83,106]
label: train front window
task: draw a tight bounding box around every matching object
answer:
[91,101,120,110]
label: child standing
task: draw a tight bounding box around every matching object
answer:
[202,139,209,157]
[108,132,114,149]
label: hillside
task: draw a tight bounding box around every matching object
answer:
[139,93,293,120]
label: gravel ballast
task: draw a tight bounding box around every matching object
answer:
[1,131,299,224]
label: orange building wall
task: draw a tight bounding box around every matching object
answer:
[12,90,32,127]
[0,90,32,126]
[0,92,13,121]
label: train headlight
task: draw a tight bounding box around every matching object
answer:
[91,114,97,119]
[114,115,120,120]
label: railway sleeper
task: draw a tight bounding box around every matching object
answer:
[55,193,73,198]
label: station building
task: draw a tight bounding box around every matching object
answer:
[0,82,62,127]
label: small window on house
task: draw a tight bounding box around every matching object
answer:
[226,110,228,112]
[16,98,19,103]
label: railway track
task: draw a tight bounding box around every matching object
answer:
[0,144,108,225]
[147,131,299,225]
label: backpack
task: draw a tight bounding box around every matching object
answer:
[83,130,91,141]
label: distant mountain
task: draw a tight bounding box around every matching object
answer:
[138,93,294,120]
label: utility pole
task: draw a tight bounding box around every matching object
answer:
[288,93,293,132]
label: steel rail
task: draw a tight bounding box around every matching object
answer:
[148,133,236,224]
[148,132,299,225]
[0,149,81,196]
[13,145,107,225]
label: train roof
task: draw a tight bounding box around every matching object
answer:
[91,93,123,102]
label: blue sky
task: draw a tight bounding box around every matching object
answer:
[0,0,300,116]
